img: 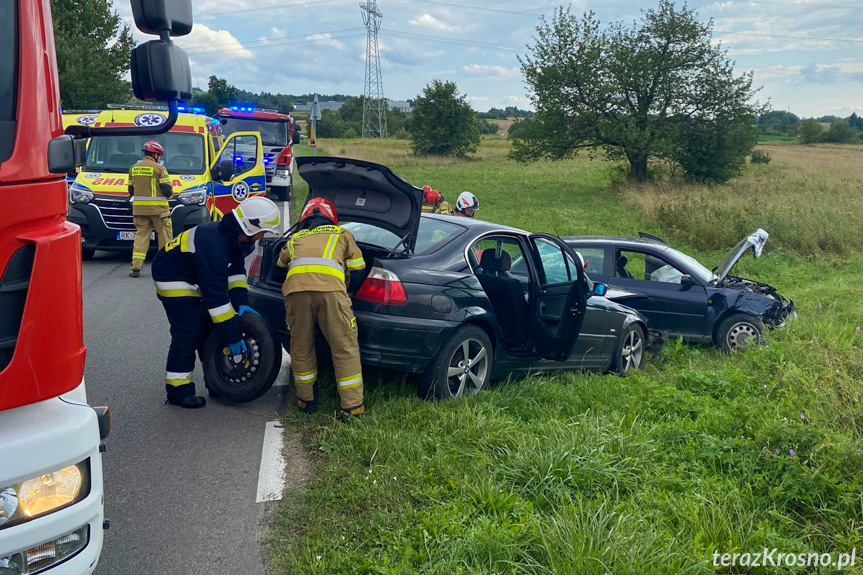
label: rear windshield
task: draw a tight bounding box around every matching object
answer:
[221,118,288,146]
[341,218,464,255]
[0,0,17,162]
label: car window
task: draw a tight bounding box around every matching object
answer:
[219,135,259,177]
[470,237,526,276]
[577,247,605,275]
[533,238,571,285]
[0,0,16,163]
[341,218,462,255]
[617,250,685,284]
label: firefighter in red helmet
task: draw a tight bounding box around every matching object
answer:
[277,198,367,417]
[421,185,453,215]
[127,140,174,277]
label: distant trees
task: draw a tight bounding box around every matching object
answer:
[757,111,799,136]
[823,120,857,144]
[52,0,135,109]
[478,107,534,120]
[514,1,764,183]
[190,75,296,116]
[798,119,823,145]
[309,96,408,139]
[410,80,480,157]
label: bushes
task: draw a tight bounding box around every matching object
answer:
[750,149,771,164]
[410,80,480,157]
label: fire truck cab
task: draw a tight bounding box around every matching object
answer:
[216,107,298,201]
[68,106,267,260]
[1,0,195,572]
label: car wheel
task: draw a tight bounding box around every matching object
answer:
[202,314,282,402]
[419,325,493,400]
[716,313,764,352]
[81,248,95,261]
[611,323,645,375]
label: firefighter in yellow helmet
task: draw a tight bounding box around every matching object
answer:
[128,140,173,277]
[277,198,366,417]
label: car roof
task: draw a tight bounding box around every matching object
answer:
[421,213,526,234]
[94,109,212,130]
[565,235,670,251]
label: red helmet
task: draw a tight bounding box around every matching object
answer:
[423,188,442,205]
[300,197,338,225]
[421,185,432,193]
[142,140,164,158]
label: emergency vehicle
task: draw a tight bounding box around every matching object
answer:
[61,112,99,187]
[68,106,267,260]
[216,107,298,201]
[1,0,194,571]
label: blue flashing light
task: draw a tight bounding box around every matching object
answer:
[231,106,238,111]
[234,155,243,162]
[177,105,188,112]
[193,106,205,114]
[263,158,270,164]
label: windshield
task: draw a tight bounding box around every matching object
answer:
[221,118,288,146]
[84,133,206,175]
[0,0,17,163]
[341,218,463,255]
[665,246,717,283]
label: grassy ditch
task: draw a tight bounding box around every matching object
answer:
[268,138,863,574]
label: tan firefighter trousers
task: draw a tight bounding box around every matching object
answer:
[131,213,173,272]
[285,290,363,411]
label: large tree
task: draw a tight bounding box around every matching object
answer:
[52,0,135,109]
[514,1,764,182]
[410,80,479,157]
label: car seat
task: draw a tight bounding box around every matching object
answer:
[616,255,634,279]
[109,139,140,167]
[477,249,530,345]
[166,142,198,171]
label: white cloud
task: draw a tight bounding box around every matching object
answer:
[462,64,521,80]
[178,24,254,60]
[503,95,532,109]
[467,95,492,110]
[408,14,461,33]
[305,33,346,50]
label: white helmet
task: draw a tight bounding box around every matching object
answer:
[233,197,281,236]
[456,191,479,212]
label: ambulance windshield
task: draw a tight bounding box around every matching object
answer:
[84,133,206,175]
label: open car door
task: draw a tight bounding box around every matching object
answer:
[529,234,589,361]
[209,131,266,218]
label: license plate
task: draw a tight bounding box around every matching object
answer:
[117,231,155,241]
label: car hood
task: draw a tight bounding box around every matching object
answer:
[713,229,769,283]
[296,156,422,253]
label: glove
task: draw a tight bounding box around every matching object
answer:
[226,340,248,366]
[238,305,260,317]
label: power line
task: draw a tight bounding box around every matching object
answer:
[178,27,365,50]
[381,28,524,51]
[714,29,863,43]
[185,32,367,54]
[406,0,545,17]
[197,0,347,17]
[741,0,863,8]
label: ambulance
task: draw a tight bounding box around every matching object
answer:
[60,111,100,187]
[67,105,267,260]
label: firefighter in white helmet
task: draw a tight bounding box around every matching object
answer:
[150,197,281,408]
[454,191,479,218]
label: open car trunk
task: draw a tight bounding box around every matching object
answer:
[295,156,423,253]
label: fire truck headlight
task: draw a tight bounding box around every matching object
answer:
[0,461,90,530]
[0,487,18,527]
[18,465,83,518]
[69,185,95,204]
[176,190,207,206]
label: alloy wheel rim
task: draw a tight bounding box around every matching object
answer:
[446,338,489,397]
[727,322,759,350]
[621,329,643,372]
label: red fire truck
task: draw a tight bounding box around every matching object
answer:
[0,1,193,572]
[216,107,299,201]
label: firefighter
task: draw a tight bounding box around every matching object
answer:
[454,191,479,218]
[277,198,366,417]
[128,140,174,278]
[151,196,281,408]
[421,185,452,215]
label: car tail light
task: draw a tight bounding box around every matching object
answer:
[356,267,407,305]
[248,247,263,279]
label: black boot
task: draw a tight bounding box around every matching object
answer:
[165,383,207,409]
[297,399,318,414]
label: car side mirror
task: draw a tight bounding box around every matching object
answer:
[131,0,193,36]
[680,274,697,289]
[47,135,87,173]
[592,282,607,297]
[129,0,192,102]
[217,159,235,181]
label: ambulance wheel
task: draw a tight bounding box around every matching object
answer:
[202,314,282,403]
[82,248,95,261]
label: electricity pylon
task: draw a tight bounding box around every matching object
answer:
[360,0,387,138]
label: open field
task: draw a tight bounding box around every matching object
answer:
[270,139,863,574]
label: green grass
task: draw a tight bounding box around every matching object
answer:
[268,139,863,574]
[758,134,797,143]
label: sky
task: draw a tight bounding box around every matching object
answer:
[115,0,863,117]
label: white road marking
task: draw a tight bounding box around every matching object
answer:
[273,352,291,387]
[256,421,287,503]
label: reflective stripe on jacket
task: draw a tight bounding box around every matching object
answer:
[277,225,365,295]
[128,157,172,215]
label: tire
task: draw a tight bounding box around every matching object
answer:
[202,314,282,403]
[610,322,645,375]
[716,313,764,353]
[81,248,95,261]
[418,325,493,400]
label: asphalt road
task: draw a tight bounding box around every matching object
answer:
[82,238,290,574]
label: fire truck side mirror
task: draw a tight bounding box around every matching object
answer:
[47,135,87,173]
[131,0,193,37]
[130,41,192,102]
